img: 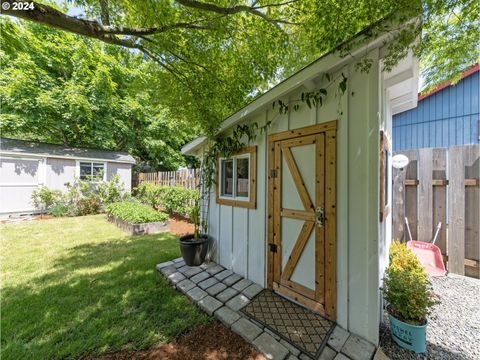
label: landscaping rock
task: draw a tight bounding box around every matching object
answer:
[184,266,203,278]
[214,306,241,327]
[231,318,263,342]
[198,296,223,315]
[253,332,289,360]
[186,286,208,302]
[327,326,350,352]
[206,264,224,275]
[216,287,238,303]
[198,277,218,290]
[223,273,243,286]
[206,282,227,296]
[168,272,186,284]
[226,293,250,311]
[242,283,263,299]
[232,278,253,291]
[215,269,233,281]
[177,279,195,293]
[190,271,210,284]
[341,334,375,360]
[318,346,337,360]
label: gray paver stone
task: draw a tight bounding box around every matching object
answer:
[190,271,210,284]
[177,265,191,274]
[286,356,299,360]
[198,277,219,290]
[318,346,337,360]
[206,282,227,296]
[223,273,243,286]
[233,278,253,291]
[200,262,216,270]
[184,266,203,278]
[156,261,174,270]
[174,260,186,268]
[177,279,195,293]
[186,286,208,302]
[253,332,289,360]
[214,306,241,327]
[231,318,263,342]
[327,326,350,352]
[215,269,233,281]
[216,287,238,302]
[341,335,375,360]
[160,265,177,277]
[264,328,280,340]
[198,295,223,315]
[299,354,311,360]
[280,339,301,356]
[206,264,225,275]
[333,354,350,360]
[242,283,263,299]
[168,272,186,284]
[173,257,184,263]
[226,293,250,311]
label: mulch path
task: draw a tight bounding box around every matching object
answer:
[89,321,266,360]
[169,214,195,237]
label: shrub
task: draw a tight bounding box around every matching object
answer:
[48,204,70,217]
[382,241,438,325]
[31,186,63,209]
[134,183,165,208]
[160,186,198,217]
[106,202,169,224]
[97,174,127,205]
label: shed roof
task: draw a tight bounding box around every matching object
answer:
[0,138,136,164]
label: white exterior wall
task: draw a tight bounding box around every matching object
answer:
[106,162,133,191]
[204,48,396,345]
[45,158,76,191]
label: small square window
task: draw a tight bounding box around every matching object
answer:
[78,162,105,182]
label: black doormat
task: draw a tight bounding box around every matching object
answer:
[241,290,335,359]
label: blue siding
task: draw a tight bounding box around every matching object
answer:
[393,70,480,150]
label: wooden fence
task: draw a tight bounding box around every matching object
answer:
[392,145,480,278]
[134,169,200,190]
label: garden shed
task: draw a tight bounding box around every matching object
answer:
[182,24,419,345]
[0,138,136,215]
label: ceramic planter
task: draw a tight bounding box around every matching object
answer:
[179,234,210,266]
[388,313,427,353]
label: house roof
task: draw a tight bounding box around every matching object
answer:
[0,138,136,164]
[182,16,419,155]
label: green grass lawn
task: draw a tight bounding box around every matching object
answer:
[0,215,209,360]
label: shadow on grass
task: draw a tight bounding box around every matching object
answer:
[1,233,209,360]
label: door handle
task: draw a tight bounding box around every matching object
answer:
[316,207,324,227]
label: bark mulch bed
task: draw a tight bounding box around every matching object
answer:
[89,321,266,360]
[169,214,195,237]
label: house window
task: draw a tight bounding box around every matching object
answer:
[217,146,256,209]
[78,161,106,181]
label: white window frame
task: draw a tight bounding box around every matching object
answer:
[218,153,250,201]
[75,160,107,182]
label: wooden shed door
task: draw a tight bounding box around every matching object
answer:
[268,123,336,320]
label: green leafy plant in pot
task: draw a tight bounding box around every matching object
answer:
[179,201,210,266]
[381,241,438,353]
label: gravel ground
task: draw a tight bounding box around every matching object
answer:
[380,274,480,360]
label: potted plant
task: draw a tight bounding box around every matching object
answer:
[179,201,210,266]
[381,241,438,353]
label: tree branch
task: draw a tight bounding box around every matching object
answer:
[99,0,110,26]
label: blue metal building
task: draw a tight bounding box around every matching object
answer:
[393,65,479,150]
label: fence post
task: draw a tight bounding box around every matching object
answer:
[417,148,433,243]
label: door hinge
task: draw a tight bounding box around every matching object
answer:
[269,243,278,253]
[270,169,277,178]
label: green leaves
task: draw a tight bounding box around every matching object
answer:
[106,202,169,224]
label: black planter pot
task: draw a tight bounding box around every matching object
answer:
[179,234,210,266]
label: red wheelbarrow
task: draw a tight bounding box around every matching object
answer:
[405,218,447,277]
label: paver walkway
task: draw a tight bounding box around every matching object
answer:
[157,259,378,360]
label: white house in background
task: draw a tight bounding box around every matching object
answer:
[182,21,419,345]
[0,138,136,215]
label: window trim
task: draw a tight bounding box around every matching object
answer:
[216,146,256,209]
[75,160,107,182]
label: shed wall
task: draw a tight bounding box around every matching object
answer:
[46,158,76,191]
[106,162,132,191]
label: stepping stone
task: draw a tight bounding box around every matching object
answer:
[232,278,252,291]
[177,279,195,293]
[280,338,300,356]
[198,295,223,315]
[186,286,208,302]
[160,265,177,277]
[328,326,350,352]
[177,265,191,274]
[172,257,184,263]
[190,271,210,284]
[341,335,375,360]
[214,306,241,327]
[184,267,203,278]
[231,318,263,342]
[242,283,263,299]
[253,332,289,360]
[286,356,299,360]
[223,273,243,286]
[206,264,224,275]
[200,262,216,270]
[215,269,233,281]
[198,277,218,290]
[216,287,238,303]
[333,354,350,360]
[156,261,174,270]
[318,346,337,360]
[206,282,227,296]
[173,259,185,267]
[226,293,250,311]
[168,272,185,284]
